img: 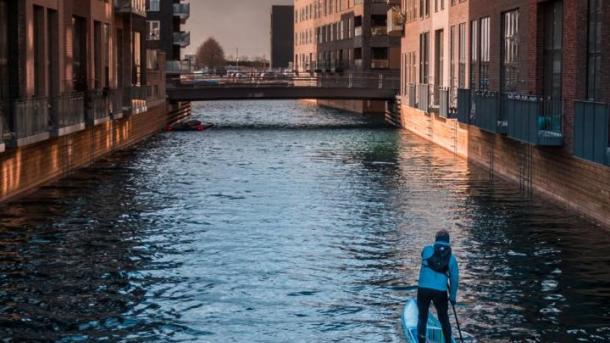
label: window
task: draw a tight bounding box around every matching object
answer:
[0,0,9,100]
[147,49,158,70]
[147,20,160,40]
[420,0,430,17]
[419,32,429,84]
[458,23,466,88]
[470,20,478,89]
[450,25,455,89]
[435,29,444,87]
[147,0,160,11]
[480,17,490,90]
[502,10,519,93]
[587,0,602,100]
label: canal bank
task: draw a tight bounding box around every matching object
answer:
[0,102,191,203]
[395,105,610,228]
[1,100,609,341]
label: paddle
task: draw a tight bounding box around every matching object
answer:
[450,300,465,343]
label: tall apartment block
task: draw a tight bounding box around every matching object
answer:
[0,0,188,203]
[293,0,401,113]
[146,0,191,75]
[271,5,294,69]
[392,0,610,226]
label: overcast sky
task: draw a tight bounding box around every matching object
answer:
[184,0,293,59]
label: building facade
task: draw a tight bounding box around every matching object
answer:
[146,0,191,74]
[293,0,401,114]
[293,0,401,74]
[271,5,294,69]
[0,0,189,203]
[394,0,610,227]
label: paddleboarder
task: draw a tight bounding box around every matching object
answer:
[417,230,460,343]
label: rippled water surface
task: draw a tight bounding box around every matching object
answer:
[1,100,609,342]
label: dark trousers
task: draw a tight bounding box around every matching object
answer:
[417,287,452,343]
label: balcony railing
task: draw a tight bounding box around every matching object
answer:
[439,88,450,118]
[129,86,151,115]
[371,26,388,36]
[355,26,363,37]
[573,100,609,165]
[173,31,191,48]
[387,6,405,36]
[505,95,563,146]
[371,59,389,69]
[50,92,86,136]
[109,89,124,119]
[417,83,429,113]
[114,0,146,17]
[86,90,110,126]
[456,88,471,124]
[173,2,190,22]
[407,83,416,107]
[10,97,51,147]
[471,90,504,133]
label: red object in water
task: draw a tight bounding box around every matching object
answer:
[196,124,205,131]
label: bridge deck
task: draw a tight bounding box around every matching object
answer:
[166,86,398,101]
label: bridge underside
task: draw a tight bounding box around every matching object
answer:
[167,87,397,102]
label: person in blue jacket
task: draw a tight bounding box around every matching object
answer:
[417,230,459,343]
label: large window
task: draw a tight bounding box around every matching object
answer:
[544,1,563,100]
[146,0,160,12]
[587,0,602,101]
[470,20,478,89]
[435,29,444,87]
[147,20,160,40]
[0,0,8,100]
[458,23,466,88]
[419,32,429,84]
[480,17,490,90]
[502,10,520,93]
[450,25,455,89]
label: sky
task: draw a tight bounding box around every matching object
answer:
[184,0,293,59]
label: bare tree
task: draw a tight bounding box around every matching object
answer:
[196,37,226,70]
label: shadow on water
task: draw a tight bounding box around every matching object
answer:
[0,100,608,342]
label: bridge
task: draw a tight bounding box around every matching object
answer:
[166,73,400,102]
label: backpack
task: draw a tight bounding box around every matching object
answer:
[425,244,452,274]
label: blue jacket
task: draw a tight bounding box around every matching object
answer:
[418,242,459,302]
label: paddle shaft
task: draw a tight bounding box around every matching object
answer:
[451,301,465,343]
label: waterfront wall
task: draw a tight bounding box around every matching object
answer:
[316,99,386,114]
[0,103,190,202]
[400,106,610,228]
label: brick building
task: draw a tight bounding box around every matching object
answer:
[293,0,401,114]
[146,0,191,74]
[393,0,610,226]
[271,5,294,69]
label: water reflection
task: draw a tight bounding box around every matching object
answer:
[0,100,608,342]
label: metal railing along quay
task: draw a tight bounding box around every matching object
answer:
[50,92,86,136]
[9,97,51,147]
[86,90,110,126]
[574,100,610,165]
[505,95,563,146]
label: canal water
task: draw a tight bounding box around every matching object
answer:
[0,100,609,342]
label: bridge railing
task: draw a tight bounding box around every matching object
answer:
[167,72,400,91]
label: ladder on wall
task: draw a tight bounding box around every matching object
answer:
[518,143,533,197]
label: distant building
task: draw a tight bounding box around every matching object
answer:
[146,0,191,74]
[270,5,294,69]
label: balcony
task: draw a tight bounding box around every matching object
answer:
[505,95,563,146]
[573,100,609,165]
[355,26,362,37]
[387,6,405,36]
[407,83,416,107]
[371,26,388,36]
[86,90,111,126]
[129,86,151,115]
[417,83,429,113]
[471,90,506,134]
[8,97,51,147]
[173,31,190,48]
[114,0,146,17]
[439,88,450,118]
[371,59,389,69]
[166,60,193,75]
[456,88,471,124]
[109,89,125,119]
[173,3,190,22]
[50,92,86,137]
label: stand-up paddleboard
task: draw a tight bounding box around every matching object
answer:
[402,298,464,343]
